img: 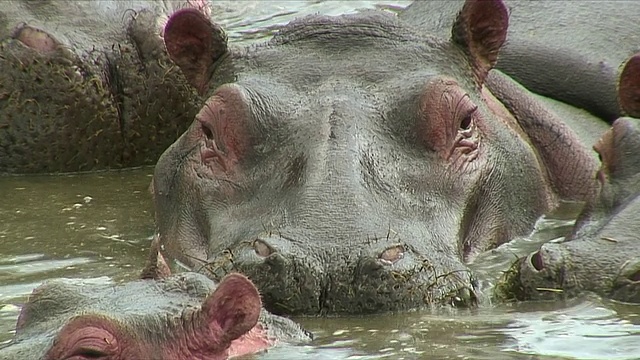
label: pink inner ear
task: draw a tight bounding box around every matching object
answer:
[201,273,261,343]
[164,8,226,95]
[618,53,640,118]
[452,0,509,85]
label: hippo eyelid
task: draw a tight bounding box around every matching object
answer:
[69,347,110,358]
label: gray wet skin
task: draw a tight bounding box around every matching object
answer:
[152,0,611,315]
[400,0,640,122]
[0,0,206,173]
[0,245,311,360]
[500,55,640,303]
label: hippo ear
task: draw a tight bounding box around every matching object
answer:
[200,273,261,344]
[618,53,640,118]
[164,8,228,95]
[451,0,509,85]
[140,235,172,280]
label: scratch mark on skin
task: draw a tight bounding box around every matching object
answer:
[601,236,618,243]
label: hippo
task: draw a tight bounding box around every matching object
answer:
[0,0,207,173]
[2,0,638,175]
[0,240,311,360]
[495,55,640,303]
[150,0,631,315]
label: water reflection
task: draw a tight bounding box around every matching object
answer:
[1,1,640,359]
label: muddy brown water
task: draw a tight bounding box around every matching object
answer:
[1,2,639,359]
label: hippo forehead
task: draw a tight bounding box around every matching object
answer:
[228,12,474,98]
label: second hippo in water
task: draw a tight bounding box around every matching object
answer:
[0,242,311,360]
[495,54,640,304]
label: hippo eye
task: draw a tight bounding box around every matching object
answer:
[460,106,477,131]
[68,347,109,359]
[201,122,214,139]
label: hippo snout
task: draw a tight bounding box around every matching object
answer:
[203,234,478,315]
[517,243,574,300]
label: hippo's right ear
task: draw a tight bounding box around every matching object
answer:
[164,8,228,95]
[618,53,640,118]
[451,0,509,86]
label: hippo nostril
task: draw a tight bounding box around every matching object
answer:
[450,287,476,307]
[379,245,405,265]
[628,269,640,282]
[253,239,274,258]
[530,251,544,271]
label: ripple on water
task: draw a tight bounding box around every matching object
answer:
[502,298,640,360]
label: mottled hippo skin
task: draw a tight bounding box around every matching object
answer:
[0,1,208,173]
[151,0,618,315]
[0,243,311,360]
[496,55,640,303]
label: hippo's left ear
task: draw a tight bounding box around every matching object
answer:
[164,8,228,95]
[451,0,509,85]
[618,53,640,118]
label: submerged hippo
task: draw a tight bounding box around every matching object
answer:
[0,0,207,173]
[0,241,311,360]
[150,0,636,315]
[496,55,640,303]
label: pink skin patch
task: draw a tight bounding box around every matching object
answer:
[12,25,59,53]
[228,324,274,358]
[45,317,123,360]
[418,77,481,170]
[196,87,252,177]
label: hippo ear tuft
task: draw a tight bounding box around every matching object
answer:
[452,0,509,85]
[201,273,261,344]
[618,53,640,118]
[164,8,228,95]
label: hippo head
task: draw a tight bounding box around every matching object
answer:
[496,54,640,304]
[151,0,581,314]
[1,267,268,360]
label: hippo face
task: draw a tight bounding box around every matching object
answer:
[1,272,270,360]
[152,0,572,315]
